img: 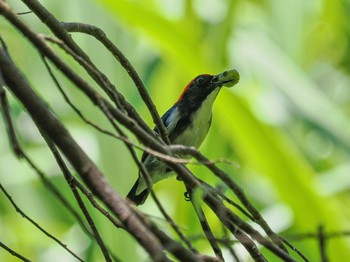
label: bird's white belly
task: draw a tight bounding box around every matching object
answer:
[173,88,219,148]
[136,89,220,194]
[173,112,211,148]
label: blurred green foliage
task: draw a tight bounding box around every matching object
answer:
[1,0,350,261]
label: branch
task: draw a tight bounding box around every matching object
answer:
[169,145,289,252]
[60,21,171,144]
[0,65,95,240]
[188,186,223,261]
[41,51,198,254]
[0,38,169,261]
[0,240,31,262]
[0,2,305,261]
[0,182,83,261]
[46,140,112,262]
[21,0,164,142]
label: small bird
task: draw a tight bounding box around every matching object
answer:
[127,69,240,205]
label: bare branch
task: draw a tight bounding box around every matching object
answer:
[21,0,158,139]
[0,37,169,261]
[169,145,289,253]
[0,1,311,261]
[188,186,223,261]
[46,140,113,262]
[0,76,94,239]
[60,21,171,145]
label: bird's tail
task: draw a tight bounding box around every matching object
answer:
[126,178,149,205]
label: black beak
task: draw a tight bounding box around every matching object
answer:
[211,69,240,88]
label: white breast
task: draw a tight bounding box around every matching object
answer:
[174,88,220,148]
[136,89,221,194]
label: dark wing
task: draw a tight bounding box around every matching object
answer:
[141,106,177,163]
[126,177,149,205]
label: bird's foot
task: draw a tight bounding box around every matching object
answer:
[176,175,183,181]
[184,191,191,201]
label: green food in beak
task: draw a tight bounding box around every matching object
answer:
[217,69,240,88]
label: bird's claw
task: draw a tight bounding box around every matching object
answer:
[176,175,183,181]
[184,191,191,201]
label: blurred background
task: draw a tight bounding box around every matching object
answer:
[1,0,350,261]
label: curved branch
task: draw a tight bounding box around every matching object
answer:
[0,42,169,261]
[22,0,169,144]
[61,21,171,145]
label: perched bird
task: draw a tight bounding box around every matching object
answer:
[127,69,240,205]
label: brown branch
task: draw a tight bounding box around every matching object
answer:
[46,140,113,262]
[188,186,223,261]
[222,227,241,262]
[0,2,302,261]
[136,210,208,262]
[0,73,22,157]
[280,237,309,262]
[0,21,289,261]
[21,0,157,139]
[0,39,169,261]
[0,6,198,260]
[60,21,171,145]
[40,56,124,230]
[96,91,198,254]
[42,41,197,254]
[0,78,95,239]
[169,145,289,253]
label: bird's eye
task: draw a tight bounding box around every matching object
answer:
[196,77,204,84]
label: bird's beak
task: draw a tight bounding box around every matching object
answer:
[211,69,240,88]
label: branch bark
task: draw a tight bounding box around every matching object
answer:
[0,43,170,262]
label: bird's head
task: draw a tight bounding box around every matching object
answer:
[176,69,240,109]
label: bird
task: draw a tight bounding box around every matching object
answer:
[127,69,240,205]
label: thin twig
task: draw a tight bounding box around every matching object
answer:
[0,182,84,261]
[132,207,203,262]
[0,75,93,238]
[22,0,156,138]
[169,145,289,253]
[0,33,169,261]
[222,226,241,262]
[95,90,198,254]
[73,176,124,229]
[61,21,171,145]
[0,72,22,157]
[283,230,350,241]
[42,50,195,252]
[0,240,31,262]
[17,11,33,15]
[280,237,309,262]
[318,226,328,262]
[188,185,223,261]
[0,2,301,261]
[45,139,113,262]
[42,51,194,253]
[198,179,255,221]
